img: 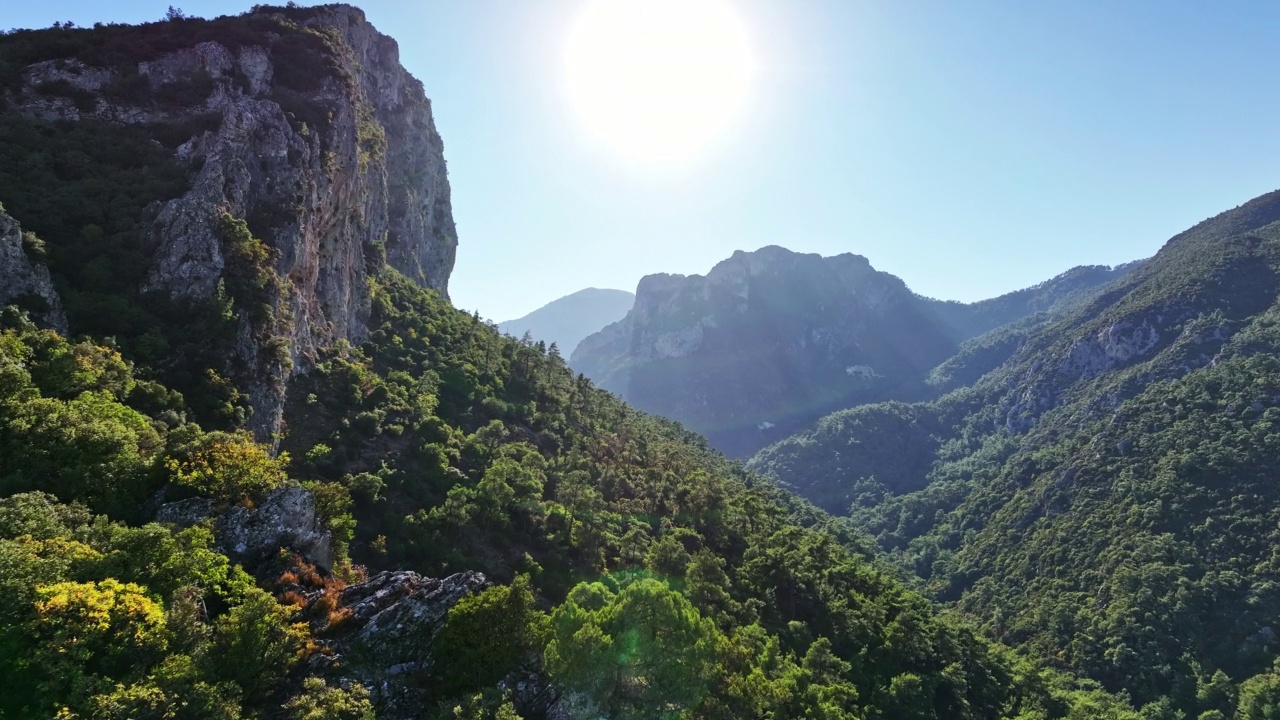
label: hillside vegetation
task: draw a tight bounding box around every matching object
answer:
[0,273,1165,718]
[752,191,1280,717]
[0,8,1156,718]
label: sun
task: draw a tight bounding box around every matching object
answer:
[563,0,757,170]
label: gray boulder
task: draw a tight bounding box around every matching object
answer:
[334,569,485,717]
[340,569,485,669]
[154,486,332,570]
[153,496,218,526]
[216,486,333,570]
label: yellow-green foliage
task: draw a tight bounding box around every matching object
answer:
[0,491,319,719]
[33,579,169,705]
[166,431,288,504]
[285,677,376,720]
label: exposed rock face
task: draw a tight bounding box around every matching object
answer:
[335,570,485,715]
[153,496,219,526]
[572,246,961,457]
[1061,318,1162,377]
[217,486,333,570]
[156,486,333,570]
[5,5,456,438]
[573,245,1140,458]
[0,210,67,332]
[340,570,484,667]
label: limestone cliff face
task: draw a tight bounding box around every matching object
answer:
[572,246,1140,458]
[0,210,67,332]
[5,5,456,437]
[572,246,961,457]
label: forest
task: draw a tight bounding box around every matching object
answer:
[3,4,1280,719]
[0,275,1161,718]
[751,196,1280,718]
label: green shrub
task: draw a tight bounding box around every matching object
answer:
[165,430,288,504]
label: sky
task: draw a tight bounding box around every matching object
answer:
[10,1,1280,322]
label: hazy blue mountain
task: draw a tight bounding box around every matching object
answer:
[497,287,634,355]
[572,245,1136,458]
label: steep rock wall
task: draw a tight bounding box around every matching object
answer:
[2,5,456,438]
[572,246,960,457]
[0,209,67,332]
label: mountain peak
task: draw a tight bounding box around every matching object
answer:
[573,247,960,457]
[497,287,634,354]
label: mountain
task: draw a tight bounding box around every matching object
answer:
[751,188,1280,714]
[0,6,1154,720]
[0,2,455,439]
[922,261,1145,341]
[496,287,633,355]
[572,245,1135,458]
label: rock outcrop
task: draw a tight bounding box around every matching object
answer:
[334,570,486,715]
[573,245,1139,458]
[339,570,485,667]
[0,210,67,332]
[217,486,334,570]
[156,486,333,570]
[3,5,456,438]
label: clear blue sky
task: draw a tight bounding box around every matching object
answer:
[11,2,1280,321]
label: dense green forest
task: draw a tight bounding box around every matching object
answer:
[5,4,1280,719]
[0,48,1170,706]
[752,194,1280,718]
[0,278,1164,719]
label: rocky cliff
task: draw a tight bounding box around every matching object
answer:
[0,209,66,332]
[572,245,1133,458]
[572,246,963,457]
[0,4,456,438]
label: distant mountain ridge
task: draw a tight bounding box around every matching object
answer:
[922,261,1145,340]
[572,244,1138,457]
[496,287,634,354]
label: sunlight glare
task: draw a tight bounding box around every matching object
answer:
[563,0,757,170]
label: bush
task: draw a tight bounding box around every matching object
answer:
[165,430,288,503]
[284,677,375,720]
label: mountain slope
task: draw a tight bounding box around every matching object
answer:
[0,6,1159,720]
[276,269,1152,719]
[923,261,1144,341]
[573,245,1135,459]
[0,270,1153,720]
[496,287,633,355]
[751,189,1280,714]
